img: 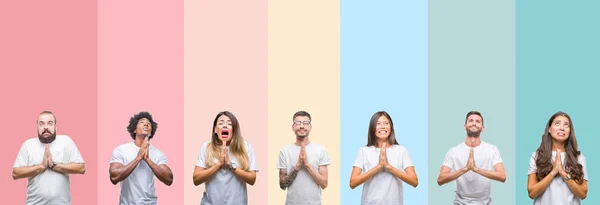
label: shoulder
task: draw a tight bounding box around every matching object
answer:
[448,142,463,152]
[149,144,165,155]
[358,146,371,151]
[23,137,39,146]
[578,153,586,163]
[481,141,498,149]
[114,142,132,152]
[391,144,410,154]
[280,144,296,152]
[309,142,327,151]
[201,141,211,149]
[56,134,72,141]
[243,140,253,149]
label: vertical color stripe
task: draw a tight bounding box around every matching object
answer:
[428,0,515,204]
[340,0,428,204]
[268,0,341,204]
[0,0,98,204]
[515,1,600,203]
[97,0,184,204]
[183,0,268,203]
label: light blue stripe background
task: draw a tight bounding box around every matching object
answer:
[340,0,428,204]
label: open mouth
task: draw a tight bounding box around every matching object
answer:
[378,130,388,135]
[557,132,566,137]
[221,129,230,139]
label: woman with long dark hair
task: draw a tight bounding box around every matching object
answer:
[527,112,588,204]
[349,111,418,205]
[193,111,258,205]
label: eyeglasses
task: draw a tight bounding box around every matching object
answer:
[293,121,311,126]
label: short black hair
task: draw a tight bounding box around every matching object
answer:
[293,110,311,122]
[465,111,484,126]
[127,111,158,140]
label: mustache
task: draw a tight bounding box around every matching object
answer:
[42,129,52,134]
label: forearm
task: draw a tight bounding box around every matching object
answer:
[110,158,141,185]
[437,167,468,186]
[146,160,173,186]
[12,165,46,180]
[387,166,418,187]
[53,163,86,175]
[193,165,220,186]
[350,166,380,189]
[279,168,300,190]
[232,169,256,185]
[305,165,327,189]
[474,168,506,182]
[564,179,587,199]
[528,173,555,199]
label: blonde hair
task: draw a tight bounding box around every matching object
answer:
[205,111,249,170]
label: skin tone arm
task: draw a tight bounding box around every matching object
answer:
[143,141,173,186]
[300,143,328,189]
[13,144,85,179]
[193,141,255,186]
[109,139,148,185]
[46,145,85,174]
[381,144,418,187]
[279,144,305,190]
[437,147,472,186]
[527,150,587,199]
[469,148,506,182]
[351,142,418,188]
[13,145,50,180]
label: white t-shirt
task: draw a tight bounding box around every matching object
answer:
[13,135,85,205]
[352,144,414,205]
[277,142,332,205]
[442,141,503,205]
[528,151,588,205]
[110,142,168,205]
[195,140,259,205]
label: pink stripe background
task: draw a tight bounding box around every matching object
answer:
[183,0,268,204]
[0,0,98,204]
[97,0,184,204]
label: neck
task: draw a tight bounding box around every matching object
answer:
[552,140,566,151]
[295,137,310,146]
[134,135,147,147]
[375,138,389,148]
[465,136,481,147]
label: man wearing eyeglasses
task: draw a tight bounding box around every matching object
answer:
[277,111,331,205]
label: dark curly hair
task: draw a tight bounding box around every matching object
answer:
[127,111,158,140]
[535,112,584,184]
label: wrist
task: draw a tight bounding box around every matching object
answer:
[384,164,393,171]
[50,162,57,170]
[560,171,569,179]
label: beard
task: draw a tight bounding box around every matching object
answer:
[295,129,309,140]
[38,129,56,144]
[466,126,482,138]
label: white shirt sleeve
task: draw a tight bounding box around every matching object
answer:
[110,147,125,165]
[13,142,29,168]
[277,149,287,170]
[319,147,332,166]
[155,149,168,165]
[579,154,588,181]
[528,152,537,175]
[492,145,503,166]
[246,142,259,171]
[67,137,85,163]
[441,149,454,169]
[352,148,364,169]
[401,147,414,170]
[195,143,208,168]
